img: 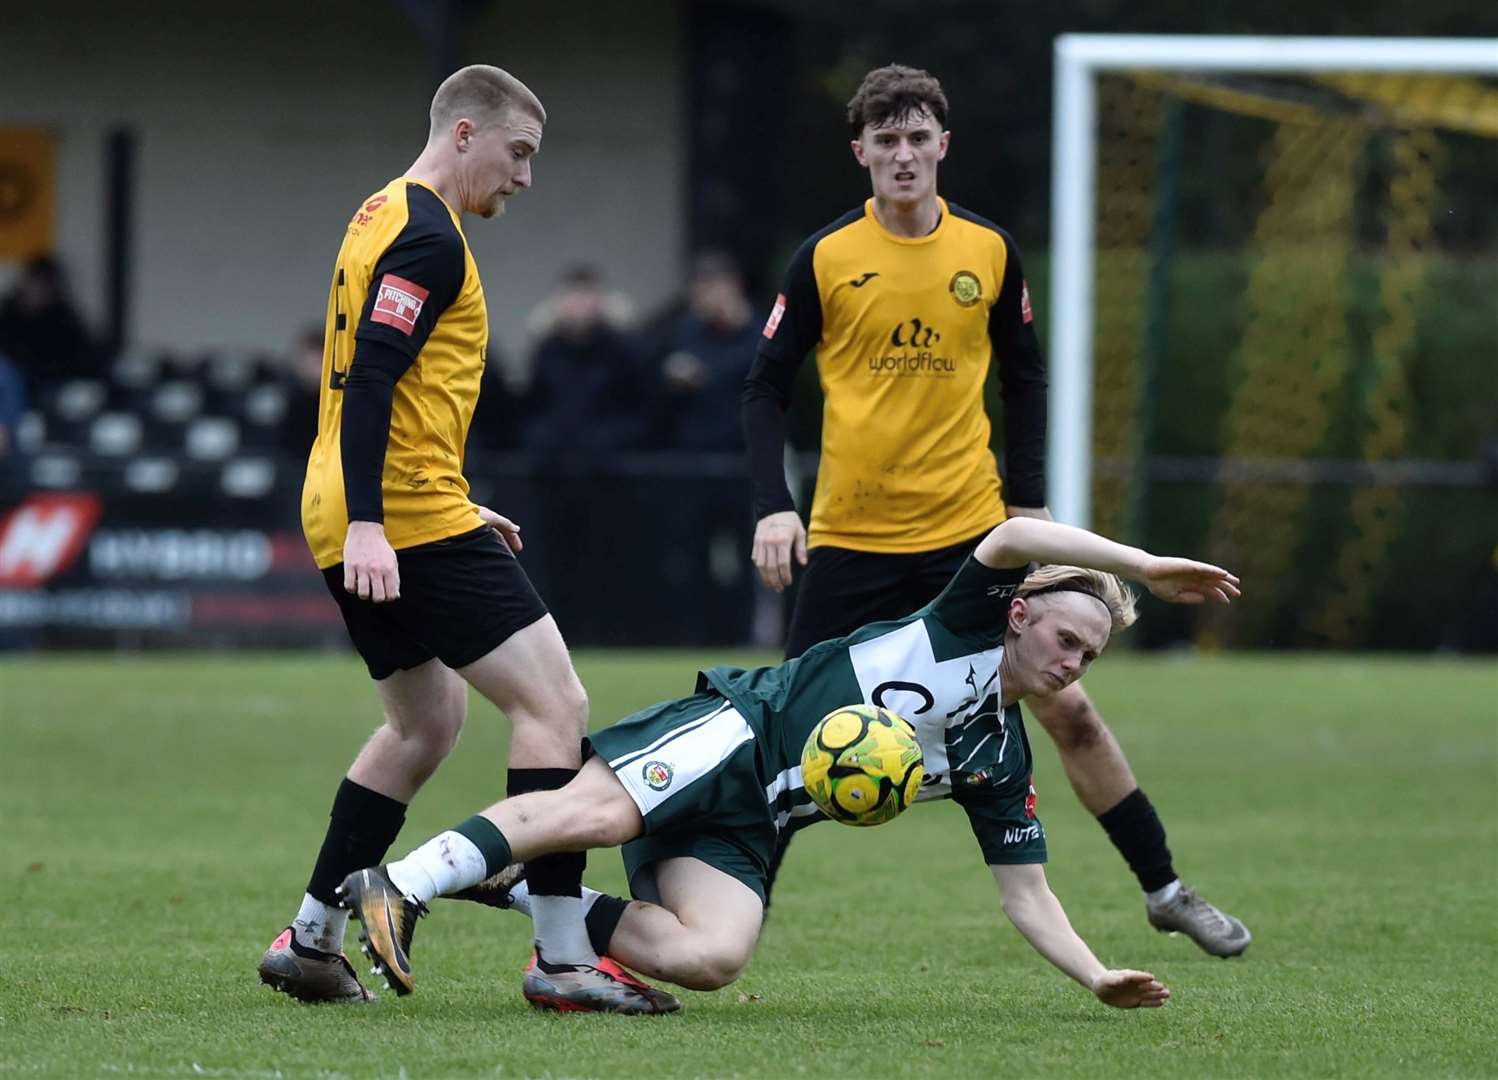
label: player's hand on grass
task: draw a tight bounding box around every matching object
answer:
[752,510,807,592]
[1091,969,1170,1009]
[344,521,400,603]
[1139,557,1240,606]
[477,506,523,554]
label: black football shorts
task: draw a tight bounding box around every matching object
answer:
[323,526,549,680]
[782,527,990,660]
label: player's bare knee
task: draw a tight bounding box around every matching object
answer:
[559,674,589,736]
[677,941,747,991]
[510,679,588,757]
[431,715,464,758]
[416,707,466,760]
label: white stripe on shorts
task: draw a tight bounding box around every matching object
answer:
[607,699,734,772]
[612,703,756,819]
[773,802,822,831]
[764,765,803,804]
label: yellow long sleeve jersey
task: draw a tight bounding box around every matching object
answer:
[301,178,488,569]
[743,199,1048,554]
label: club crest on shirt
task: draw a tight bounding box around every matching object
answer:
[949,270,982,307]
[371,273,430,335]
[642,761,674,791]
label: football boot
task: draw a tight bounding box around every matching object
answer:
[337,866,428,995]
[1147,885,1252,957]
[257,926,374,1003]
[522,950,681,1014]
[447,861,526,909]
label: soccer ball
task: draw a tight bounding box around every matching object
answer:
[800,704,924,827]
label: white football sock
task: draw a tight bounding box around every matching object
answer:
[385,830,488,904]
[293,893,348,954]
[531,894,599,967]
[507,879,532,915]
[1146,879,1182,907]
[508,881,605,920]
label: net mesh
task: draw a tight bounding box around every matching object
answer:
[1089,71,1498,649]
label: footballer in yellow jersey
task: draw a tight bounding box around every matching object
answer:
[751,194,1044,556]
[301,176,487,569]
[738,64,1251,958]
[260,65,675,1015]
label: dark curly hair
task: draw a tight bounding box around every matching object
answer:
[846,64,949,136]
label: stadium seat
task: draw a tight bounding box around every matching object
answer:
[151,380,204,424]
[221,456,276,498]
[144,379,205,451]
[203,352,258,418]
[15,411,45,454]
[185,416,240,460]
[41,378,108,446]
[124,456,180,493]
[30,452,82,489]
[89,412,144,456]
[206,352,258,393]
[53,378,108,416]
[111,348,166,392]
[240,383,288,446]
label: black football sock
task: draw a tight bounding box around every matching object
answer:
[584,893,630,956]
[507,767,584,897]
[1096,787,1178,894]
[305,777,407,905]
[509,767,593,964]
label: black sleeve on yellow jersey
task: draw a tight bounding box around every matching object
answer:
[741,209,858,520]
[354,184,467,357]
[949,206,1048,509]
[988,229,1047,508]
[342,183,467,524]
[342,339,415,523]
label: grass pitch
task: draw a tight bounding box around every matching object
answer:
[2,650,1494,1079]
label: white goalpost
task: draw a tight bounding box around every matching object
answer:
[1047,33,1498,528]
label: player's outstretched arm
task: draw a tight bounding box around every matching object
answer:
[974,517,1240,606]
[990,863,1170,1009]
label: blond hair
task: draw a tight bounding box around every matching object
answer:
[1016,565,1138,634]
[429,64,545,138]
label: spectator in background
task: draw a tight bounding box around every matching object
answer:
[466,341,525,454]
[650,252,759,452]
[0,255,101,397]
[280,324,326,458]
[522,266,647,460]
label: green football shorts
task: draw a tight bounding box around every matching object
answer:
[587,692,778,904]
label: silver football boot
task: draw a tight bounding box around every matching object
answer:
[1147,885,1251,957]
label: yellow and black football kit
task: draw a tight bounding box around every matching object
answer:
[743,197,1047,554]
[301,177,546,679]
[742,197,1048,663]
[301,177,488,569]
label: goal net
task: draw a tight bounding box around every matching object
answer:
[1049,36,1498,650]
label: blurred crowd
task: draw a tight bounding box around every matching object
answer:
[476,251,762,462]
[0,251,763,476]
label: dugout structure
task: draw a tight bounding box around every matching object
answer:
[1048,35,1498,648]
